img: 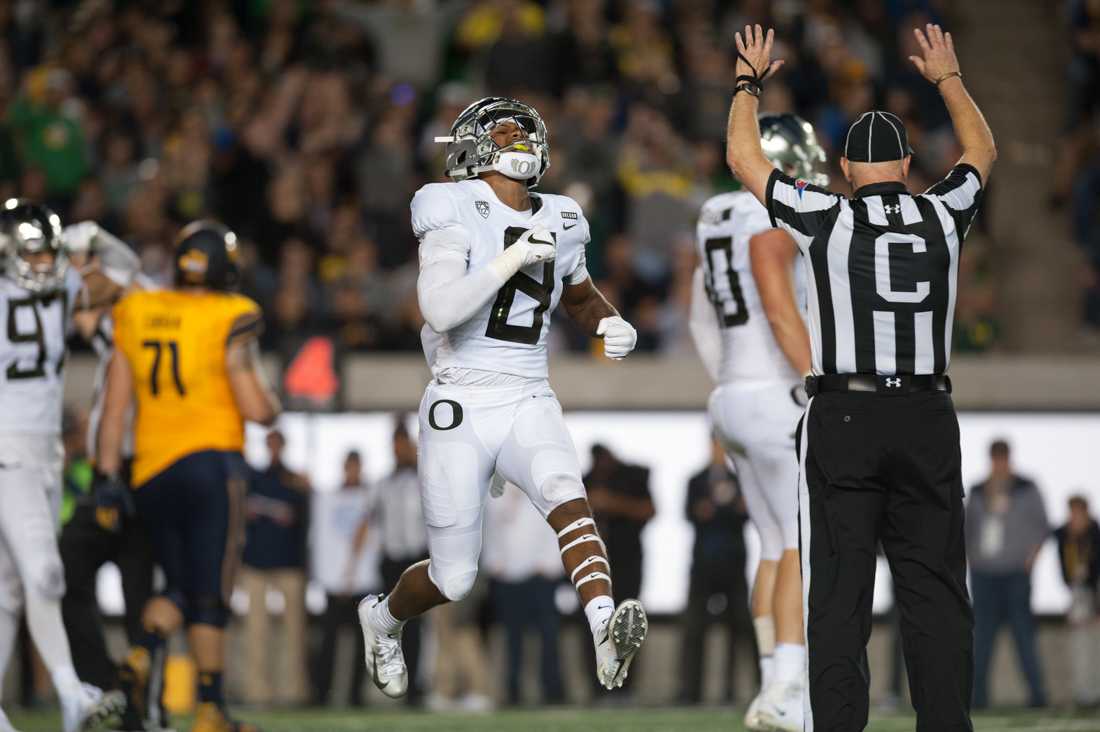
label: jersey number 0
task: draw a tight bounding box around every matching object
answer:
[485,226,555,345]
[703,237,749,328]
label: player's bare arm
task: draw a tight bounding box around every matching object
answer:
[750,229,812,376]
[725,25,785,204]
[226,313,281,426]
[95,349,134,478]
[909,24,997,182]
[560,278,638,360]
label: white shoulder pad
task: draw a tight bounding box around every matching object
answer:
[411,183,465,239]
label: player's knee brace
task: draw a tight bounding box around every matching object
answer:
[758,525,785,563]
[541,474,586,509]
[0,581,23,614]
[557,517,611,593]
[187,594,229,628]
[31,557,66,601]
[429,562,478,603]
[779,518,800,554]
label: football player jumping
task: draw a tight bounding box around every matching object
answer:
[0,201,126,731]
[359,97,648,695]
[689,115,826,731]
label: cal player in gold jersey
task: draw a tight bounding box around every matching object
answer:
[95,221,280,732]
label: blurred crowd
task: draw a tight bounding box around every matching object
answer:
[0,0,999,357]
[1060,0,1100,335]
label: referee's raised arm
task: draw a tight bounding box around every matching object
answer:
[724,25,783,204]
[909,23,997,183]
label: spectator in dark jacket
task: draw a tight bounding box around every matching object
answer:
[1055,494,1100,707]
[677,435,752,704]
[965,439,1049,709]
[583,443,655,694]
[239,429,311,706]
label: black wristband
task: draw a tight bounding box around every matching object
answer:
[734,81,761,98]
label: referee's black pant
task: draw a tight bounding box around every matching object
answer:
[799,390,973,732]
[60,499,155,690]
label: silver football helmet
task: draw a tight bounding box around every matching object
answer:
[0,198,68,293]
[435,96,550,188]
[759,114,829,187]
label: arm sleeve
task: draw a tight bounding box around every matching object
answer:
[412,185,517,333]
[923,163,984,241]
[94,227,141,287]
[687,266,721,383]
[765,169,843,240]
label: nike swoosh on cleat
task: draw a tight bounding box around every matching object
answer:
[371,650,389,689]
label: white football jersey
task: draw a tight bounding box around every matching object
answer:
[696,190,806,384]
[412,179,590,379]
[0,267,82,434]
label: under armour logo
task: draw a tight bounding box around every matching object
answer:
[884,203,902,215]
[885,377,902,388]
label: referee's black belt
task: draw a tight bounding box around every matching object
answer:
[805,374,951,397]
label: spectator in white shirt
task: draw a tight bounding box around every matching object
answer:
[310,450,379,707]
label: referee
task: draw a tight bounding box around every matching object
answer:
[725,24,996,732]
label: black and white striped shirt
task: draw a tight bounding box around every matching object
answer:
[765,164,983,376]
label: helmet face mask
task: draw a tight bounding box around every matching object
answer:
[0,199,68,293]
[440,97,550,188]
[759,114,829,187]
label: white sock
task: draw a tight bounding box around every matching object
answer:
[0,607,17,676]
[370,596,404,635]
[25,593,80,695]
[760,655,775,689]
[584,595,614,639]
[774,643,806,686]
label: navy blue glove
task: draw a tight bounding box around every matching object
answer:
[92,472,134,532]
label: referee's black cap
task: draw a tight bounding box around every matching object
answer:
[843,111,914,163]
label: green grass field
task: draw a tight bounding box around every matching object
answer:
[8,707,1100,732]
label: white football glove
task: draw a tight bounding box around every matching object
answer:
[515,226,556,266]
[62,221,99,256]
[596,316,637,360]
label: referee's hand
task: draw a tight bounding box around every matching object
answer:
[734,24,784,81]
[909,23,961,84]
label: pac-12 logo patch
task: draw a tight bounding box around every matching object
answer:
[794,179,808,199]
[475,200,490,218]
